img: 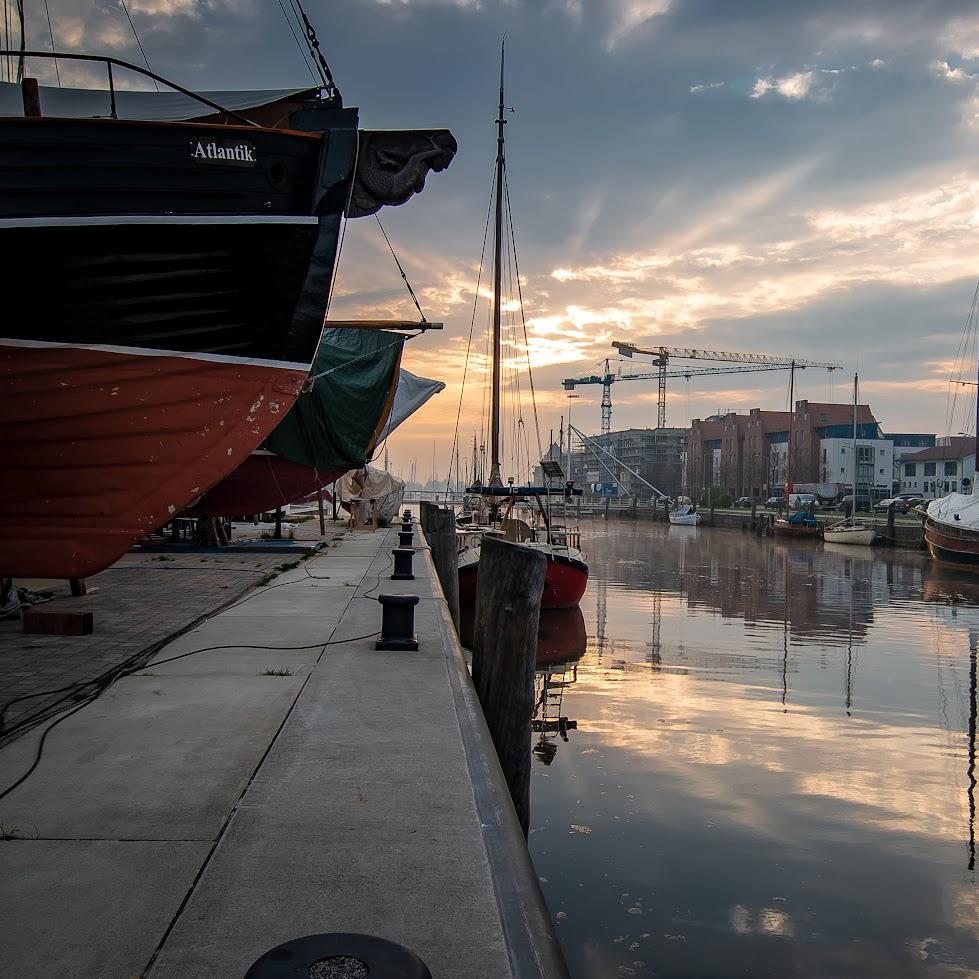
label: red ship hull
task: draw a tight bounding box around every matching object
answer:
[923,518,979,571]
[0,341,307,579]
[459,551,588,609]
[181,452,343,518]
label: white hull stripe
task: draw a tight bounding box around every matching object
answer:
[0,214,319,229]
[1,337,311,373]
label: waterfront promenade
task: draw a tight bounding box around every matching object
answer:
[0,525,558,978]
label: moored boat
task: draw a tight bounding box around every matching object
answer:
[669,503,702,526]
[0,54,455,579]
[923,491,979,569]
[774,512,822,539]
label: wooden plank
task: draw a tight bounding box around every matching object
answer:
[23,610,94,636]
[324,320,443,331]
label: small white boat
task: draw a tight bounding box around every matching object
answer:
[823,374,877,548]
[669,503,702,526]
[823,523,876,546]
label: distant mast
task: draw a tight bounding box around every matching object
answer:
[488,39,506,487]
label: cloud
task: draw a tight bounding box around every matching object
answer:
[752,70,817,101]
[932,59,978,83]
[604,0,671,50]
[690,81,724,94]
[942,15,979,61]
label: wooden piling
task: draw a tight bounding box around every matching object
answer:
[750,500,757,531]
[419,500,437,542]
[471,536,546,836]
[317,489,326,536]
[428,507,460,630]
[885,502,896,545]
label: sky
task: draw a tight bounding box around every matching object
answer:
[20,0,979,480]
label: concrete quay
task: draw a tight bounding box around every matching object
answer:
[0,523,564,978]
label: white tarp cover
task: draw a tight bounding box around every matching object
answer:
[373,369,445,448]
[926,488,979,532]
[0,80,314,121]
[338,466,405,524]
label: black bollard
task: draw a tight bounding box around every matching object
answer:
[400,519,412,533]
[244,932,432,979]
[398,529,414,548]
[376,594,420,650]
[391,547,415,580]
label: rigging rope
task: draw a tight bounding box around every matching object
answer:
[445,166,496,495]
[276,0,319,85]
[41,0,58,86]
[119,0,160,91]
[504,170,544,465]
[291,0,340,101]
[375,214,428,323]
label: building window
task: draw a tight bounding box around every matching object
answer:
[879,449,885,456]
[944,461,956,476]
[953,481,958,491]
[904,463,916,477]
[924,462,936,476]
[879,469,884,475]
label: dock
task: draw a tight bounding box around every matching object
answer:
[0,523,565,978]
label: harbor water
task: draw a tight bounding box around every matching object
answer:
[529,520,979,979]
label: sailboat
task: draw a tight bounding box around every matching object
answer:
[456,45,588,610]
[824,373,877,546]
[774,361,821,539]
[920,283,979,569]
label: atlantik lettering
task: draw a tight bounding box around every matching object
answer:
[189,140,257,168]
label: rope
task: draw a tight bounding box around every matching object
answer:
[119,0,159,92]
[41,0,58,86]
[375,214,427,323]
[292,0,340,100]
[504,171,543,464]
[445,165,496,495]
[276,0,319,85]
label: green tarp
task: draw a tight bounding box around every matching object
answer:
[266,327,404,470]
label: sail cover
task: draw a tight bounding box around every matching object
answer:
[0,81,317,121]
[926,490,979,532]
[265,327,404,471]
[374,369,446,447]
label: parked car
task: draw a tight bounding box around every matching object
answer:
[841,493,872,512]
[787,493,817,510]
[874,497,910,513]
[735,496,753,507]
[765,496,782,508]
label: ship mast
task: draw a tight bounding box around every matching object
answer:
[784,360,795,501]
[488,40,506,487]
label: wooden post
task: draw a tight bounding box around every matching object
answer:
[274,506,283,540]
[317,488,326,535]
[886,501,895,545]
[428,507,460,630]
[471,536,546,836]
[419,500,436,543]
[750,500,757,531]
[69,578,86,597]
[21,78,41,118]
[709,504,715,526]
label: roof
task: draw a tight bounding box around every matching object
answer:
[899,436,976,462]
[0,80,317,122]
[796,400,878,427]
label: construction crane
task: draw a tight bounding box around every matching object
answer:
[563,358,824,435]
[613,341,840,430]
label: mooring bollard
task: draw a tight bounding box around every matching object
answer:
[376,594,420,650]
[398,528,414,548]
[400,518,412,533]
[471,536,546,836]
[391,547,415,580]
[244,932,432,979]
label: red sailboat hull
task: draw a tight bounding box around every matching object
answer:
[459,551,588,609]
[181,452,343,518]
[0,341,306,579]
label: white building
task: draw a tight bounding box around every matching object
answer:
[898,436,976,499]
[819,437,895,496]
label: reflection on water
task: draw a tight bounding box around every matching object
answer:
[529,521,979,979]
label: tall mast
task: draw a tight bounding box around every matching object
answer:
[851,373,858,515]
[488,39,506,486]
[784,360,795,500]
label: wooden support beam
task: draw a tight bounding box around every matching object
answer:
[24,610,94,636]
[324,320,443,331]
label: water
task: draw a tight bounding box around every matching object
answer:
[529,520,979,979]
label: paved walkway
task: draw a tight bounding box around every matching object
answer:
[0,525,531,979]
[0,550,316,746]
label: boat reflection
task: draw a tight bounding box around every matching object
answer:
[532,607,586,766]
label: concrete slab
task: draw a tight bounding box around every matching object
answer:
[0,839,209,979]
[0,673,307,840]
